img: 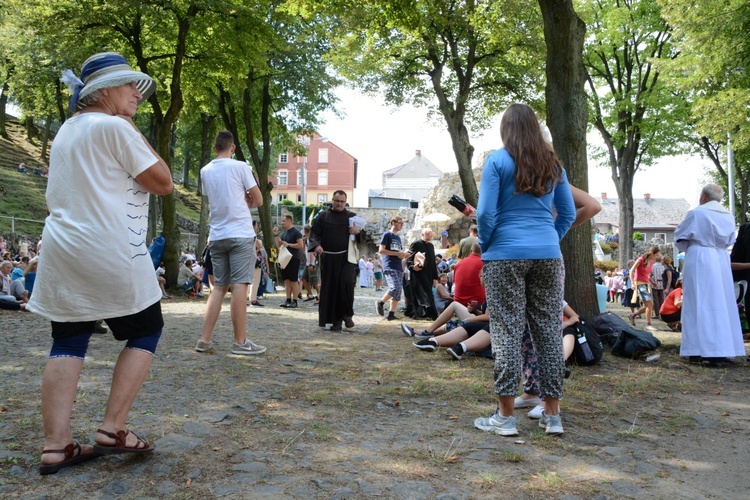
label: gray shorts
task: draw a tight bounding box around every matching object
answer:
[209,237,256,286]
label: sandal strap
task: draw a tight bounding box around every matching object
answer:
[96,428,129,447]
[42,442,80,458]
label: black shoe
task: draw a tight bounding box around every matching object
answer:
[344,317,355,328]
[376,301,385,317]
[289,300,298,309]
[401,323,416,337]
[304,296,315,302]
[387,312,398,321]
[279,302,289,308]
[413,338,437,351]
[330,322,342,332]
[564,367,571,379]
[447,344,464,360]
[93,320,107,334]
[298,293,303,300]
[251,301,265,307]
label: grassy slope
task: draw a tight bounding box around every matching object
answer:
[0,118,201,235]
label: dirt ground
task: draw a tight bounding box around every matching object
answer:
[2,286,750,499]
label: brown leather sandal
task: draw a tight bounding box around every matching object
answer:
[92,428,154,455]
[39,441,102,475]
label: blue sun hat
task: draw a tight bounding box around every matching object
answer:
[60,52,155,114]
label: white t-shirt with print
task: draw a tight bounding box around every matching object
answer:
[27,113,161,321]
[200,158,257,242]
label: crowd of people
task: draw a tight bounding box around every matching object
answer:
[19,52,748,476]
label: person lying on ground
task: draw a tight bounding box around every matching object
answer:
[400,300,487,338]
[412,320,491,360]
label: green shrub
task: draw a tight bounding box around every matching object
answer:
[594,260,618,272]
[632,231,644,241]
[599,242,612,255]
[608,241,619,249]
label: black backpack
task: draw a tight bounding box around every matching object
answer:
[566,317,604,366]
[662,265,679,289]
[612,327,662,358]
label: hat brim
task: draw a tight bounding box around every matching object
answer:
[77,69,155,109]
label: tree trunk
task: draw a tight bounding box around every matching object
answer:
[197,113,215,260]
[539,0,599,318]
[25,116,36,143]
[613,164,635,268]
[0,79,9,139]
[182,153,190,189]
[40,115,52,162]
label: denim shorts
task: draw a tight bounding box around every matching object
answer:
[209,237,256,286]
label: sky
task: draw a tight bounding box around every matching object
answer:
[319,87,712,209]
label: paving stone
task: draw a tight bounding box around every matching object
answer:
[387,481,436,499]
[68,472,96,483]
[357,479,382,496]
[186,468,202,479]
[601,446,625,456]
[541,454,564,463]
[212,485,240,496]
[253,484,284,495]
[610,480,646,497]
[692,415,719,427]
[332,487,357,499]
[182,421,218,436]
[313,477,335,489]
[156,481,179,494]
[231,462,270,473]
[436,490,471,499]
[153,434,203,453]
[151,463,173,477]
[634,462,659,475]
[101,480,133,495]
[9,465,25,476]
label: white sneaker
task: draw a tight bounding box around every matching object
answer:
[514,396,542,409]
[473,411,518,436]
[539,411,564,435]
[195,339,213,352]
[231,339,267,355]
[527,404,545,419]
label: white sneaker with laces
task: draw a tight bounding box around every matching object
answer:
[539,411,564,435]
[514,396,542,408]
[231,339,267,355]
[195,339,213,352]
[474,411,518,436]
[527,404,545,419]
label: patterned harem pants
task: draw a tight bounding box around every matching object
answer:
[483,259,565,399]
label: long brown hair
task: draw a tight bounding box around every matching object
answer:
[500,103,562,197]
[640,246,660,263]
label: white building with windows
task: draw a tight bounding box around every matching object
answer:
[375,150,443,207]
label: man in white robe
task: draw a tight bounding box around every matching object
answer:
[674,184,745,364]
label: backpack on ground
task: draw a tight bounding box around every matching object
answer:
[612,326,662,358]
[590,311,631,347]
[566,317,604,366]
[662,265,680,289]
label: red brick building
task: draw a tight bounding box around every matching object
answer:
[274,134,358,205]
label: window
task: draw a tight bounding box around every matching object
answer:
[318,194,327,203]
[279,153,288,163]
[297,194,303,203]
[297,170,307,186]
[318,170,328,186]
[278,194,287,202]
[277,171,287,186]
[318,148,328,163]
[655,232,667,242]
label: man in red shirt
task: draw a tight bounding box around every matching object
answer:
[452,243,486,307]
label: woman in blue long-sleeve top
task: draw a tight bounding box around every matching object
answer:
[474,103,575,437]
